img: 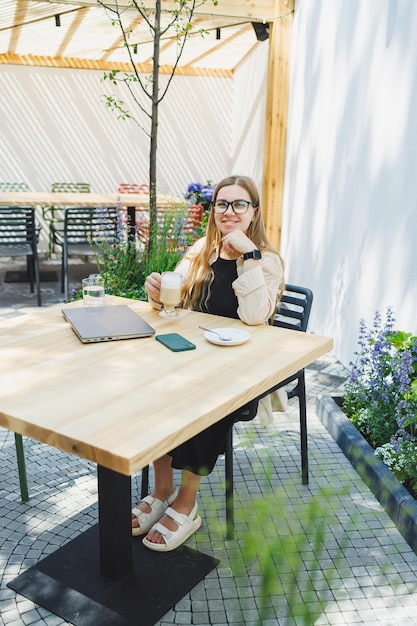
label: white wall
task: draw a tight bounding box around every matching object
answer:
[282,0,417,367]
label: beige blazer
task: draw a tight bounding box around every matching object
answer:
[149,236,287,422]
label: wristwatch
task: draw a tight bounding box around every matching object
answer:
[243,249,262,261]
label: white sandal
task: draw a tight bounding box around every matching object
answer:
[142,503,201,552]
[131,488,178,537]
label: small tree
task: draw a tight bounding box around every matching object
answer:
[99,0,217,251]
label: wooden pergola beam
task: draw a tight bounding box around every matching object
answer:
[262,0,294,250]
[54,0,278,21]
[0,52,233,76]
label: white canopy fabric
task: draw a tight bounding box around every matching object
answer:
[0,0,294,249]
[0,0,289,75]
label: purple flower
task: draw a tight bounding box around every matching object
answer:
[201,184,215,201]
[186,182,202,195]
[344,307,417,451]
[185,181,216,207]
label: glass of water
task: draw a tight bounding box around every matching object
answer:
[82,275,105,307]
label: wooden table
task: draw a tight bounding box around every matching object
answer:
[0,297,333,625]
[0,191,185,209]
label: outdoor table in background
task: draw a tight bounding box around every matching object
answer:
[0,190,186,239]
[0,191,185,209]
[0,191,187,277]
[0,297,333,626]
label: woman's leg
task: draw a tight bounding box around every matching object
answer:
[131,454,175,531]
[145,469,201,544]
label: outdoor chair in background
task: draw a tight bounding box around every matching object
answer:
[52,206,119,300]
[183,204,204,242]
[51,182,91,193]
[43,182,91,256]
[0,182,30,192]
[0,207,42,306]
[0,182,42,241]
[117,182,149,194]
[136,204,204,249]
[117,182,150,244]
[139,284,314,539]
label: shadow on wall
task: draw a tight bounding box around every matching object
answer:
[281,0,417,366]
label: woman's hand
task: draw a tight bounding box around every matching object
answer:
[221,231,255,257]
[144,272,162,303]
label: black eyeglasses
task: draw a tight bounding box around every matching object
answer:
[212,200,256,214]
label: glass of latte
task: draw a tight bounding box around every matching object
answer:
[160,271,182,318]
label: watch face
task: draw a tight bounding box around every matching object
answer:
[244,249,262,260]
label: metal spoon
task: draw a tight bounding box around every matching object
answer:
[198,326,232,341]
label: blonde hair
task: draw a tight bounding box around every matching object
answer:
[182,175,284,310]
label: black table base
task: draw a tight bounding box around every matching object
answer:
[8,524,219,626]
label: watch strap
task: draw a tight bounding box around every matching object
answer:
[243,249,262,261]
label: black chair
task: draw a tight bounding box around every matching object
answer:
[0,207,41,306]
[139,285,314,540]
[52,206,119,300]
[224,284,313,538]
[0,203,38,500]
[43,182,91,256]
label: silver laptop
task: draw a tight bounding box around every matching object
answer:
[62,305,155,343]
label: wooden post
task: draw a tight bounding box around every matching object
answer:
[262,0,294,250]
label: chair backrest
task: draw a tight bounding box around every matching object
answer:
[51,182,91,193]
[63,206,119,244]
[273,284,313,332]
[183,204,204,233]
[0,182,29,192]
[0,207,37,248]
[117,183,150,194]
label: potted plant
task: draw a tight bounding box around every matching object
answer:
[317,308,417,554]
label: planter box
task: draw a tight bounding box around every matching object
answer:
[317,394,417,555]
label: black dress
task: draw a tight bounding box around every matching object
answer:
[168,258,259,476]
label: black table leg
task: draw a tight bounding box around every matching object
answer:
[98,465,132,578]
[8,463,219,626]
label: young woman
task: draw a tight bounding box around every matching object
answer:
[132,175,285,551]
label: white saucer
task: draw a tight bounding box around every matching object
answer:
[203,328,251,346]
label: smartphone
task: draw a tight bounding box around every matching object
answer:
[155,333,196,352]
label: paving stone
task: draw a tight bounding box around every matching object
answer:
[2,263,417,625]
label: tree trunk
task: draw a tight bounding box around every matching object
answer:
[148,0,161,254]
